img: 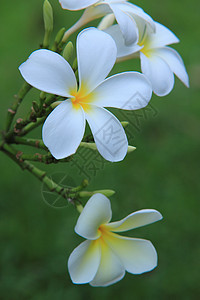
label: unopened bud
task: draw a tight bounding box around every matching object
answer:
[93,189,115,197]
[76,204,84,214]
[121,121,129,128]
[55,27,66,45]
[63,41,74,62]
[79,189,115,198]
[50,101,62,109]
[40,91,46,101]
[72,57,78,71]
[43,0,53,32]
[82,179,89,188]
[127,145,136,153]
[32,101,39,113]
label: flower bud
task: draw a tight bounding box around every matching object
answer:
[55,27,66,45]
[121,121,129,128]
[43,0,53,32]
[72,58,78,71]
[50,101,62,109]
[63,41,74,62]
[127,145,136,153]
[32,101,39,113]
[79,190,115,198]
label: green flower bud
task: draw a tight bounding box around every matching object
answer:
[43,0,53,32]
[121,121,129,128]
[76,204,84,214]
[32,101,39,113]
[72,57,78,71]
[127,145,136,153]
[55,27,66,45]
[93,189,115,197]
[63,41,74,62]
[79,190,115,198]
[50,101,62,109]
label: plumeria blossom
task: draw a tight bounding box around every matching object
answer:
[19,28,152,162]
[68,193,163,287]
[105,21,189,96]
[59,0,155,45]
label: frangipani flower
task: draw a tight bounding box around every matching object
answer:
[105,21,189,96]
[68,193,163,287]
[60,0,155,45]
[19,28,152,162]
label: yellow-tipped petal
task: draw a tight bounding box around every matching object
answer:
[68,239,100,284]
[104,232,158,274]
[90,237,125,287]
[106,209,163,232]
[75,193,112,240]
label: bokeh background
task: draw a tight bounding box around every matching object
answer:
[0,0,200,299]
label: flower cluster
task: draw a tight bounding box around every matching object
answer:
[18,0,188,287]
[68,193,162,286]
[20,0,189,162]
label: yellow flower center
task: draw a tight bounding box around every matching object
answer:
[138,26,151,57]
[98,224,112,238]
[70,85,94,111]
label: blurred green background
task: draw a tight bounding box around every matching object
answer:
[0,0,200,299]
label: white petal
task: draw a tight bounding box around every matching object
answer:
[98,14,115,30]
[105,233,158,274]
[90,238,125,287]
[42,101,85,159]
[77,28,117,94]
[83,3,112,21]
[19,49,77,97]
[93,72,152,109]
[85,106,128,162]
[156,47,189,87]
[113,2,155,32]
[106,209,163,232]
[140,52,174,96]
[59,0,98,10]
[150,22,179,49]
[68,240,101,284]
[104,25,142,58]
[75,193,112,240]
[110,3,139,45]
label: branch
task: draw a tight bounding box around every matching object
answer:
[1,144,87,209]
[5,82,31,132]
[13,137,48,151]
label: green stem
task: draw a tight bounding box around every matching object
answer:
[19,105,52,136]
[16,152,57,164]
[43,30,51,49]
[13,137,48,151]
[19,117,46,136]
[5,82,31,132]
[1,144,82,203]
[70,179,89,193]
[13,151,71,164]
[14,95,55,133]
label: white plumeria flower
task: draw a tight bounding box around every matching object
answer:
[68,193,163,287]
[105,21,189,96]
[59,0,155,45]
[19,28,152,162]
